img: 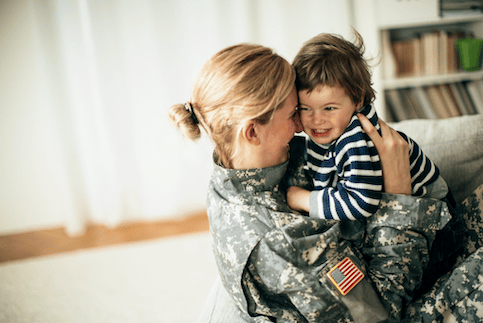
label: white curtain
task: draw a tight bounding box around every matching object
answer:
[0,0,353,235]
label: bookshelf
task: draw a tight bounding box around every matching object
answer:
[353,0,483,121]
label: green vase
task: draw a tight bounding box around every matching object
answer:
[456,37,483,72]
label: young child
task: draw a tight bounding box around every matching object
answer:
[287,31,449,220]
[287,31,466,297]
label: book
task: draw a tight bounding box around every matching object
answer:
[391,41,403,77]
[411,87,439,119]
[422,32,439,76]
[441,0,483,18]
[475,79,483,99]
[438,30,449,74]
[392,40,415,77]
[400,88,425,119]
[441,0,483,11]
[385,89,409,121]
[425,86,452,118]
[413,36,422,76]
[441,9,483,18]
[466,80,483,114]
[447,31,466,73]
[456,82,478,114]
[449,83,470,115]
[439,84,461,117]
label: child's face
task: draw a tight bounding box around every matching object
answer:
[298,84,361,145]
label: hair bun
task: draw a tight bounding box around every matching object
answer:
[168,103,201,140]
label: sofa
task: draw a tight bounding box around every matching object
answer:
[197,114,483,323]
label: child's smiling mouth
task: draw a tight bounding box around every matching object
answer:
[311,129,331,137]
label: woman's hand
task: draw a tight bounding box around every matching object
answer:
[286,186,311,212]
[358,113,412,195]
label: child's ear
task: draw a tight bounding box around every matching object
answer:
[243,121,261,145]
[354,99,364,113]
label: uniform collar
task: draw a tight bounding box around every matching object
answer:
[212,158,289,194]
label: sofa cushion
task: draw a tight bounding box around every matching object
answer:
[390,114,483,204]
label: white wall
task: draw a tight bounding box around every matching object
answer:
[0,1,76,234]
[0,0,356,235]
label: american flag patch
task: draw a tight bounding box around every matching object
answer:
[327,257,364,296]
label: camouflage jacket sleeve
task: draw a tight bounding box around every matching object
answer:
[361,193,452,321]
[402,184,483,322]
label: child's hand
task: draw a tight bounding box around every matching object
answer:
[286,186,311,212]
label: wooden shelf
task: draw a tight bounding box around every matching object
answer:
[379,14,483,30]
[383,70,483,89]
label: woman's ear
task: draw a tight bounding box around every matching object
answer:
[243,121,261,145]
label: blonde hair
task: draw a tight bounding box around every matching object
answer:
[168,44,295,168]
[292,30,376,106]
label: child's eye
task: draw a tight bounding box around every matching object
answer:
[325,106,336,111]
[298,106,311,112]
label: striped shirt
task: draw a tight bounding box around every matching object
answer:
[307,105,440,220]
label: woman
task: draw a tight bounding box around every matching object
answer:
[169,44,483,322]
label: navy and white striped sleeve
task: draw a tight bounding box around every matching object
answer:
[397,132,440,196]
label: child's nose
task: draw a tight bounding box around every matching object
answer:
[313,110,326,124]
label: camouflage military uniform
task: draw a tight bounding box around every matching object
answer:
[402,184,483,322]
[207,137,483,322]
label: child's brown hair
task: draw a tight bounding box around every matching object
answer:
[292,30,375,107]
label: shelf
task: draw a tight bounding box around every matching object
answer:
[379,14,483,30]
[383,70,483,90]
[357,1,483,120]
